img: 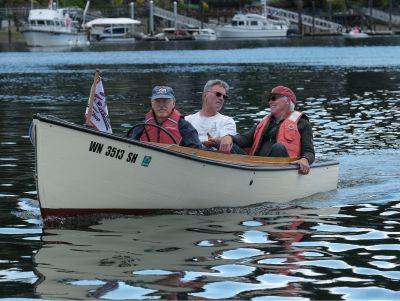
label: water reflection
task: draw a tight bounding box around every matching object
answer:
[30,202,400,300]
[3,35,400,53]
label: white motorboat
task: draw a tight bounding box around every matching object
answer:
[216,13,288,39]
[216,0,288,39]
[192,28,217,41]
[30,114,339,219]
[343,27,369,38]
[85,18,141,43]
[22,5,88,47]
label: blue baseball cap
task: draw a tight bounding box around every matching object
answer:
[151,86,175,101]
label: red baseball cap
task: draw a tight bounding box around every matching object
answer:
[269,86,296,104]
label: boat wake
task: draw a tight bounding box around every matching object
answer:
[298,149,400,207]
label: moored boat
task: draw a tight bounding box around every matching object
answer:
[216,13,288,39]
[22,4,88,47]
[343,27,369,38]
[85,18,141,43]
[192,28,217,41]
[162,28,193,40]
[30,114,339,219]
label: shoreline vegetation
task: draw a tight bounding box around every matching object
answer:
[0,30,24,43]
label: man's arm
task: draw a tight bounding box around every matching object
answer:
[231,125,257,148]
[298,119,315,165]
[220,116,237,137]
[128,126,144,140]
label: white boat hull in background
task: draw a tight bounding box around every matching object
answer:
[23,31,88,46]
[217,27,287,39]
[31,115,339,218]
[343,32,369,38]
[192,29,217,40]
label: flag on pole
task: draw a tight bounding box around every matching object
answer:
[85,73,112,134]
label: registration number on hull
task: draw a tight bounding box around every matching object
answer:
[88,140,152,167]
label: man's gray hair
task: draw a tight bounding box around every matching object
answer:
[203,79,229,93]
[289,101,295,112]
[283,96,295,112]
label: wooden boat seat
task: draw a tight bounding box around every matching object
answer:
[157,144,299,166]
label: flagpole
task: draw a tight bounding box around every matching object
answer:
[85,68,100,126]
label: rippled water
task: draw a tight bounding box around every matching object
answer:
[0,37,400,299]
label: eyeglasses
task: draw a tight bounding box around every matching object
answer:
[209,91,228,100]
[268,95,286,102]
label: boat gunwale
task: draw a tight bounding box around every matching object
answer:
[33,113,339,171]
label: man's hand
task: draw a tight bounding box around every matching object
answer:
[202,140,217,147]
[207,135,233,153]
[291,157,310,175]
[202,133,217,147]
[217,135,233,153]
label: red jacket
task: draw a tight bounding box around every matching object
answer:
[140,109,183,144]
[249,111,304,157]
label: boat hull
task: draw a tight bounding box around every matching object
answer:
[193,29,217,41]
[23,30,88,47]
[31,115,339,218]
[193,34,217,41]
[217,27,287,39]
[342,32,369,38]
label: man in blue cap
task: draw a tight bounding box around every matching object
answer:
[129,86,205,149]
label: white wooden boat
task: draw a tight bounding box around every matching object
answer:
[30,114,339,219]
[22,7,88,47]
[85,18,141,43]
[192,28,217,41]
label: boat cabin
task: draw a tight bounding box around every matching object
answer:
[85,18,141,42]
[27,8,79,33]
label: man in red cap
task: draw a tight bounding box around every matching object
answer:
[211,85,314,175]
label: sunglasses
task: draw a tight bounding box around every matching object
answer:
[209,91,228,100]
[268,95,285,102]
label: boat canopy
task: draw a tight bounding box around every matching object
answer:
[85,18,141,28]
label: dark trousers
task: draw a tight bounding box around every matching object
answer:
[231,143,289,157]
[267,143,289,157]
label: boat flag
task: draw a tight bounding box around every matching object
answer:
[85,69,112,134]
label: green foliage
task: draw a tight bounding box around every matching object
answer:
[268,0,396,9]
[2,0,398,10]
[58,0,86,7]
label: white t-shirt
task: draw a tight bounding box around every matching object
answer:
[185,112,237,142]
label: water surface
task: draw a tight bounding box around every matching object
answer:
[0,36,399,299]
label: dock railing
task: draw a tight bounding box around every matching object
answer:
[154,6,213,29]
[266,5,343,32]
[362,8,400,26]
[153,5,343,32]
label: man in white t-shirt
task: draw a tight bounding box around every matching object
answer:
[185,79,237,148]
